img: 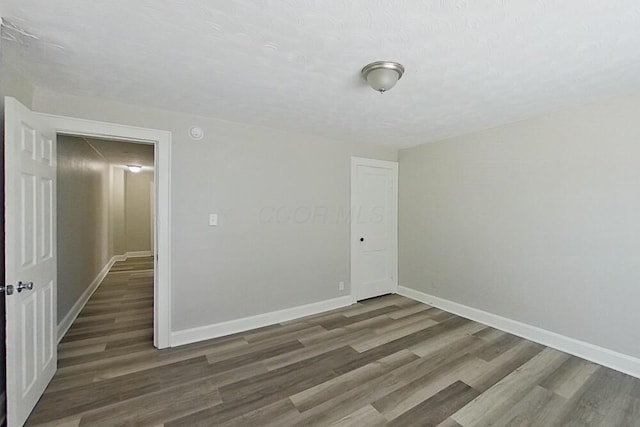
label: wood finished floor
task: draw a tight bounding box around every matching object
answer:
[26,257,640,426]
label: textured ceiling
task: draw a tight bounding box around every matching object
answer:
[3,1,640,148]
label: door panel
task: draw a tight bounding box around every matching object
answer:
[21,173,37,267]
[351,158,398,301]
[5,97,57,427]
[41,177,54,260]
[21,292,38,394]
[41,280,55,366]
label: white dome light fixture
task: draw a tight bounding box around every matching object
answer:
[361,61,405,93]
[127,165,142,173]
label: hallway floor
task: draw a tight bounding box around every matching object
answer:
[26,258,640,426]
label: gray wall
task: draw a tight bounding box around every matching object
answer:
[399,94,640,359]
[0,62,35,426]
[109,167,154,255]
[33,89,397,332]
[124,170,153,252]
[56,135,110,323]
[0,64,35,112]
[109,167,126,256]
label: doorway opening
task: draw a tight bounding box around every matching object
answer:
[55,135,157,351]
[42,113,172,349]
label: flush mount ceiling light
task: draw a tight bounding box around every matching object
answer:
[361,61,405,93]
[127,165,142,173]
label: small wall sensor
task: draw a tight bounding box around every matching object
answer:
[189,126,204,140]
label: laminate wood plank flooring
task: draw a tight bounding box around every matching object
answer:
[26,257,640,426]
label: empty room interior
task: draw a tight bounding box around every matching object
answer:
[2,1,640,426]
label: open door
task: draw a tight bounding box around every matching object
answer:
[4,97,57,426]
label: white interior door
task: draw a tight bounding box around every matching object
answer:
[351,157,398,301]
[4,97,57,427]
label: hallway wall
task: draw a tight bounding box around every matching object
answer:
[57,135,110,323]
[109,168,154,255]
[125,170,154,253]
[109,167,126,256]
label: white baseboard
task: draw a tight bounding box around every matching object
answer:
[397,286,640,380]
[112,251,152,264]
[124,250,153,258]
[57,256,118,342]
[171,295,355,347]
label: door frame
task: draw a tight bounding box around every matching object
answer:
[38,113,172,349]
[350,156,398,301]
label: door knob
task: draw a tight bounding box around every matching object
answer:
[16,281,34,293]
[360,237,365,242]
[0,284,14,295]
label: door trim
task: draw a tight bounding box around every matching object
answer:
[37,113,172,349]
[350,156,398,302]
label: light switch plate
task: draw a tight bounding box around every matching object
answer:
[209,213,218,226]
